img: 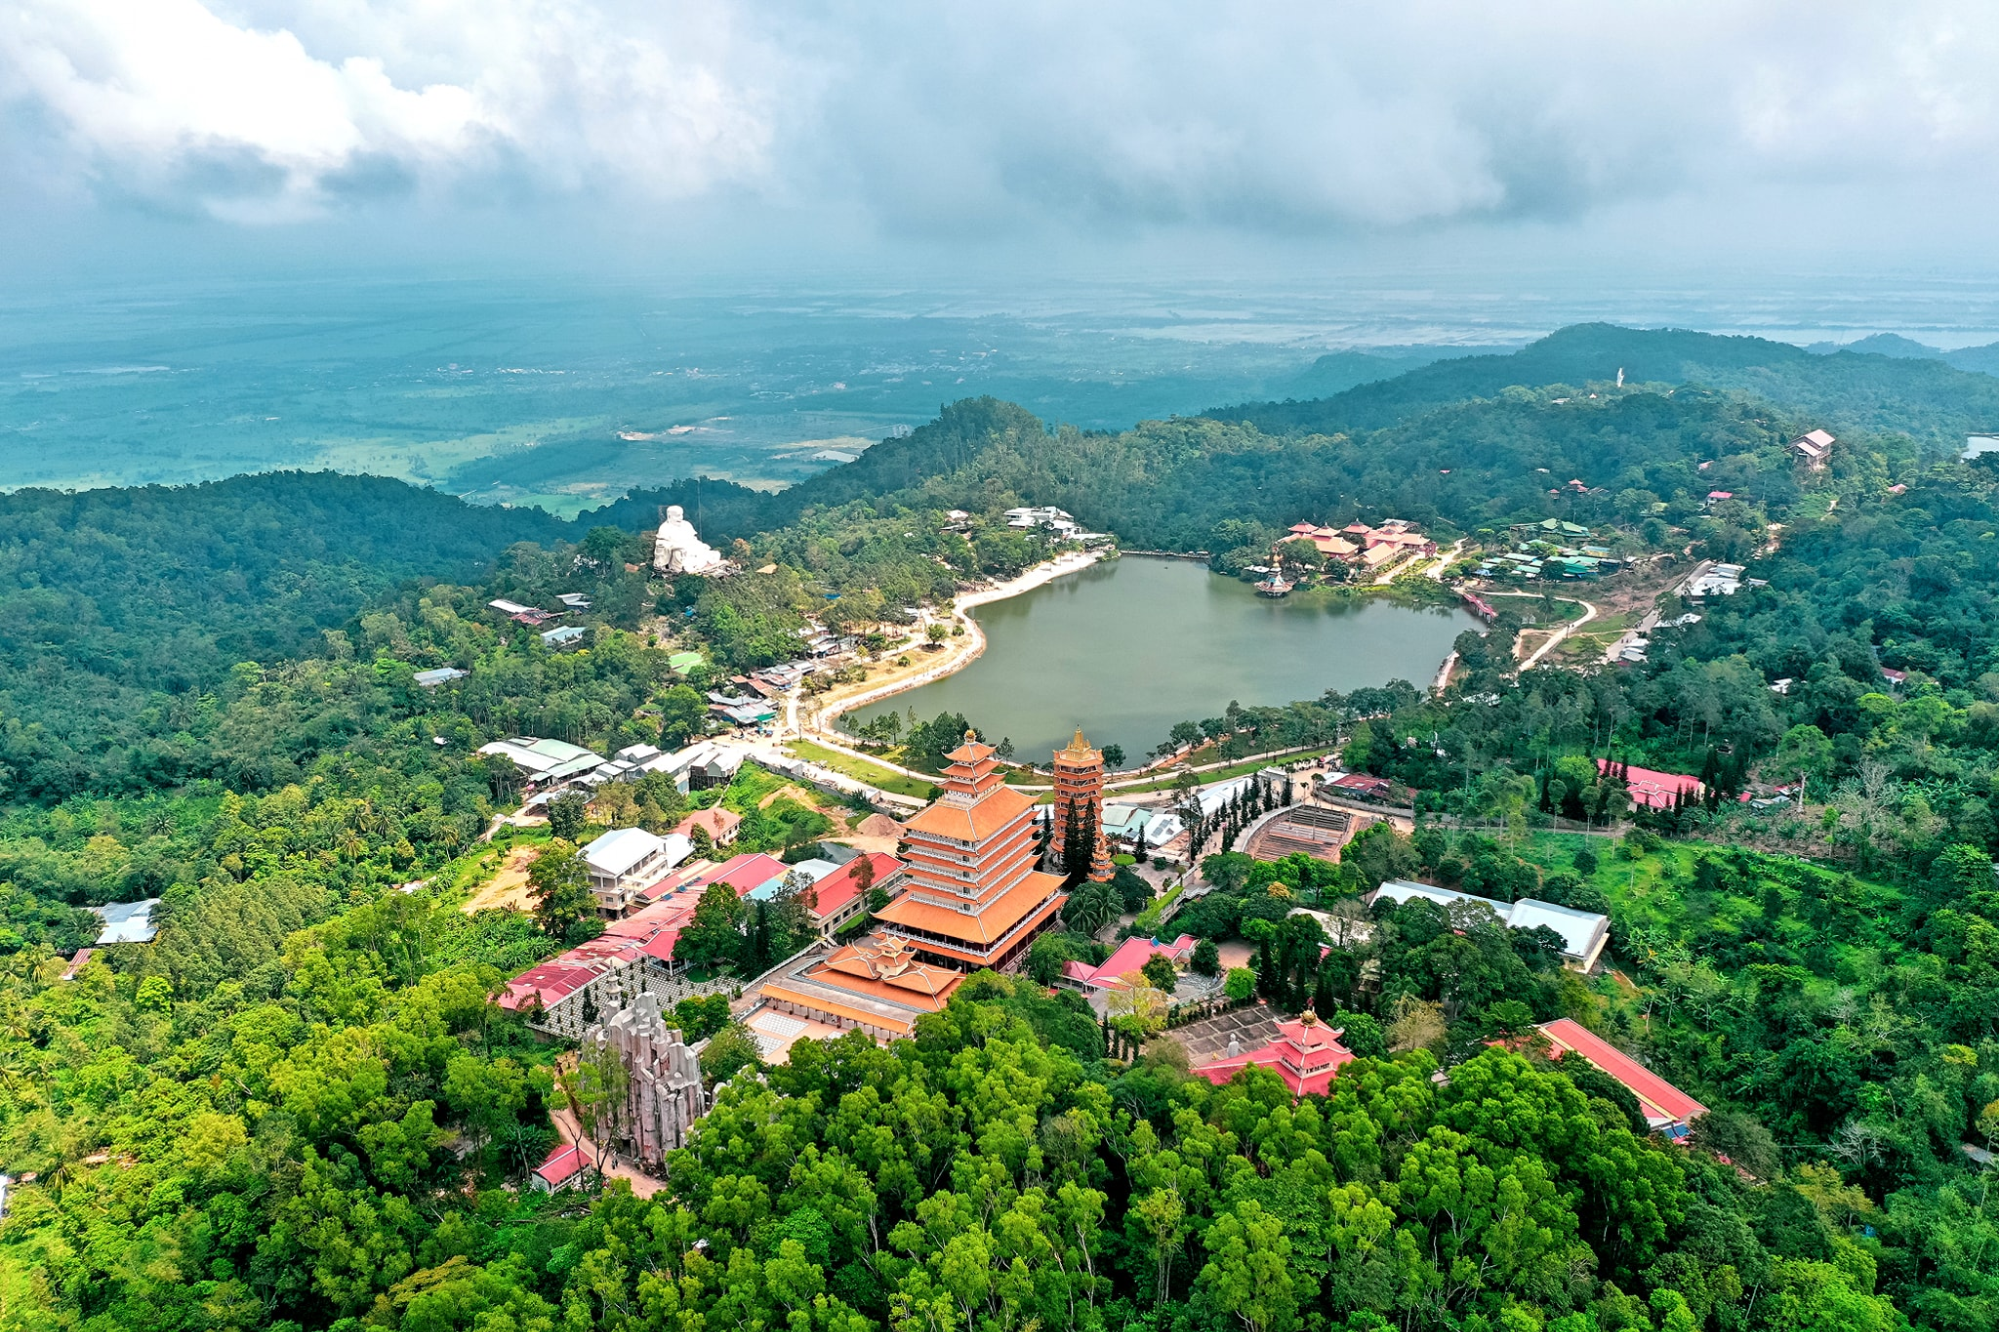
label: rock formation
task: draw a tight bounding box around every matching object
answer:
[652,505,725,575]
[582,991,708,1165]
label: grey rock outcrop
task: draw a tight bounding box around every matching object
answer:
[582,991,709,1166]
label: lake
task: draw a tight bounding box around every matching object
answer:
[848,555,1479,765]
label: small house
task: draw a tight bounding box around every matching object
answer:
[1788,429,1835,469]
[1058,934,1197,993]
[673,807,743,849]
[531,1144,587,1193]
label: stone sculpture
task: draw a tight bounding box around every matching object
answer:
[652,504,725,575]
[582,991,709,1166]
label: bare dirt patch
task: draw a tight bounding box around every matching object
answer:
[461,844,543,915]
[758,783,818,811]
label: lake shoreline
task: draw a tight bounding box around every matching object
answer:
[804,547,1109,735]
[838,554,1476,765]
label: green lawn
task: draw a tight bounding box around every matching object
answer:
[789,740,940,799]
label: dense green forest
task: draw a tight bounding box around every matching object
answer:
[0,474,570,802]
[4,324,1999,1329]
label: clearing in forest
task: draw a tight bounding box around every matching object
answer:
[460,844,545,914]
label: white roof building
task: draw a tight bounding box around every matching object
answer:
[1370,879,1610,972]
[583,828,668,877]
[580,828,693,917]
[1101,804,1183,847]
[1788,429,1835,465]
[478,737,606,783]
[1196,776,1255,818]
[91,899,161,945]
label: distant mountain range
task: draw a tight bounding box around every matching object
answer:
[1802,330,1999,377]
[1207,322,1999,447]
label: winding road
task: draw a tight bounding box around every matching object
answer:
[1481,590,1598,672]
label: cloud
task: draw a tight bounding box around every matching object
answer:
[5,0,1999,244]
[0,0,779,221]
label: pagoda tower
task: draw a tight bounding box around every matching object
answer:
[874,733,1068,972]
[1051,728,1114,882]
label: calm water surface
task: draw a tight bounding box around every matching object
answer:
[850,556,1477,764]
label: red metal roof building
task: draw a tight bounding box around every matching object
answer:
[1327,772,1393,800]
[1598,759,1702,810]
[1535,1018,1708,1133]
[808,852,905,936]
[500,884,744,1038]
[1192,1012,1356,1097]
[634,851,787,908]
[1060,934,1197,992]
[531,1143,586,1192]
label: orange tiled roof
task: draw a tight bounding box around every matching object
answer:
[943,735,998,766]
[816,931,961,994]
[800,959,960,1008]
[673,807,742,840]
[876,869,1066,945]
[903,786,1036,841]
[884,893,1067,965]
[757,982,920,1036]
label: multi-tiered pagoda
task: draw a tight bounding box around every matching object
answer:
[1051,728,1114,881]
[874,732,1068,971]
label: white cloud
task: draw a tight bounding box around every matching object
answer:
[5,0,1999,244]
[0,0,779,220]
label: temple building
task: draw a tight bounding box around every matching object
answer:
[755,932,964,1040]
[873,732,1069,971]
[652,504,726,575]
[1051,728,1114,881]
[1192,1010,1356,1097]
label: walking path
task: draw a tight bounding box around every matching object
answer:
[460,844,543,914]
[1482,590,1598,672]
[550,1104,667,1199]
[1597,559,1709,664]
[1423,539,1466,581]
[713,734,928,812]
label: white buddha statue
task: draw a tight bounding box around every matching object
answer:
[652,505,724,575]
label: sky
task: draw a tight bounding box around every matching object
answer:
[6,1,1999,288]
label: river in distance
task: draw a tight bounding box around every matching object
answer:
[847,555,1479,766]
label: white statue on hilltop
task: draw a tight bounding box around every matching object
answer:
[653,505,724,575]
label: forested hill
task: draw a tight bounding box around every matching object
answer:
[1213,322,1999,448]
[592,384,1887,558]
[586,325,1999,554]
[0,473,568,796]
